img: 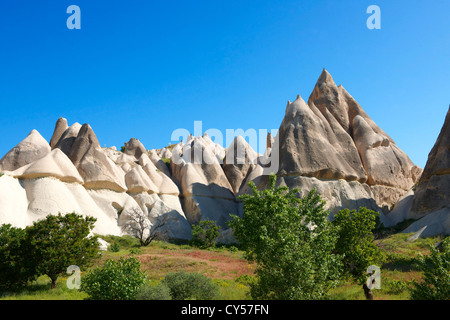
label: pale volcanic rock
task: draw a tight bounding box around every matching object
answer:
[0,130,51,172]
[68,124,127,192]
[5,148,84,184]
[142,161,180,195]
[223,136,260,194]
[412,106,450,215]
[0,175,29,228]
[171,136,240,227]
[352,115,419,190]
[125,165,158,194]
[53,122,82,155]
[49,117,68,148]
[276,94,366,182]
[123,138,147,160]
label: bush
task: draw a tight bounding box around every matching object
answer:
[81,257,147,300]
[190,219,221,249]
[162,271,219,300]
[0,224,36,290]
[136,283,172,300]
[108,242,120,252]
[410,237,450,300]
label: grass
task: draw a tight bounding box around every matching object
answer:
[1,232,444,300]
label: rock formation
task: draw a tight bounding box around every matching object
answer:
[171,134,241,228]
[388,106,450,237]
[1,69,443,239]
[267,69,421,216]
[0,129,50,172]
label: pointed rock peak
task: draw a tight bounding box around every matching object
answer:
[295,94,305,102]
[77,124,101,148]
[286,94,309,117]
[50,117,69,148]
[124,138,147,159]
[316,68,336,87]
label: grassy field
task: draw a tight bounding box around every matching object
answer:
[0,232,443,300]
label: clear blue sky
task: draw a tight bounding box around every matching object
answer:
[0,0,449,168]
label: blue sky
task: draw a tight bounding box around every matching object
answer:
[0,0,449,168]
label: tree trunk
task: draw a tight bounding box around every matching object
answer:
[363,284,373,300]
[50,277,57,289]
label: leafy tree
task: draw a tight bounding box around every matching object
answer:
[190,218,221,249]
[332,207,385,298]
[0,224,36,290]
[81,256,147,300]
[229,174,342,300]
[25,212,99,289]
[162,271,219,300]
[410,237,450,300]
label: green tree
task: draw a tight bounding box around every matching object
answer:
[25,212,99,289]
[410,237,450,300]
[190,218,221,249]
[81,256,147,300]
[229,174,342,300]
[0,224,36,290]
[332,207,385,298]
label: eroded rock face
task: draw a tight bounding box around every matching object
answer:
[66,124,128,192]
[395,106,450,237]
[49,117,68,148]
[0,130,50,172]
[270,69,421,213]
[223,136,260,195]
[412,106,450,215]
[171,135,241,227]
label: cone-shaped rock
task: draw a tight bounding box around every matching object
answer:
[277,94,367,182]
[68,124,127,192]
[223,136,260,194]
[5,148,84,184]
[50,117,68,148]
[0,129,50,172]
[54,122,82,155]
[124,138,147,160]
[412,106,450,215]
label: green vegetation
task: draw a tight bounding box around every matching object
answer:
[410,237,450,300]
[25,213,98,289]
[136,282,172,300]
[81,256,147,300]
[0,213,98,290]
[190,218,221,249]
[161,271,219,300]
[161,157,171,170]
[0,224,37,290]
[229,174,342,300]
[1,182,448,300]
[332,207,386,298]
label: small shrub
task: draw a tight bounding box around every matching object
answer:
[190,219,221,249]
[81,257,147,300]
[109,242,120,252]
[162,271,219,300]
[136,283,172,300]
[383,279,412,295]
[410,237,450,300]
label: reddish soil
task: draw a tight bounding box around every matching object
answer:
[137,249,254,280]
